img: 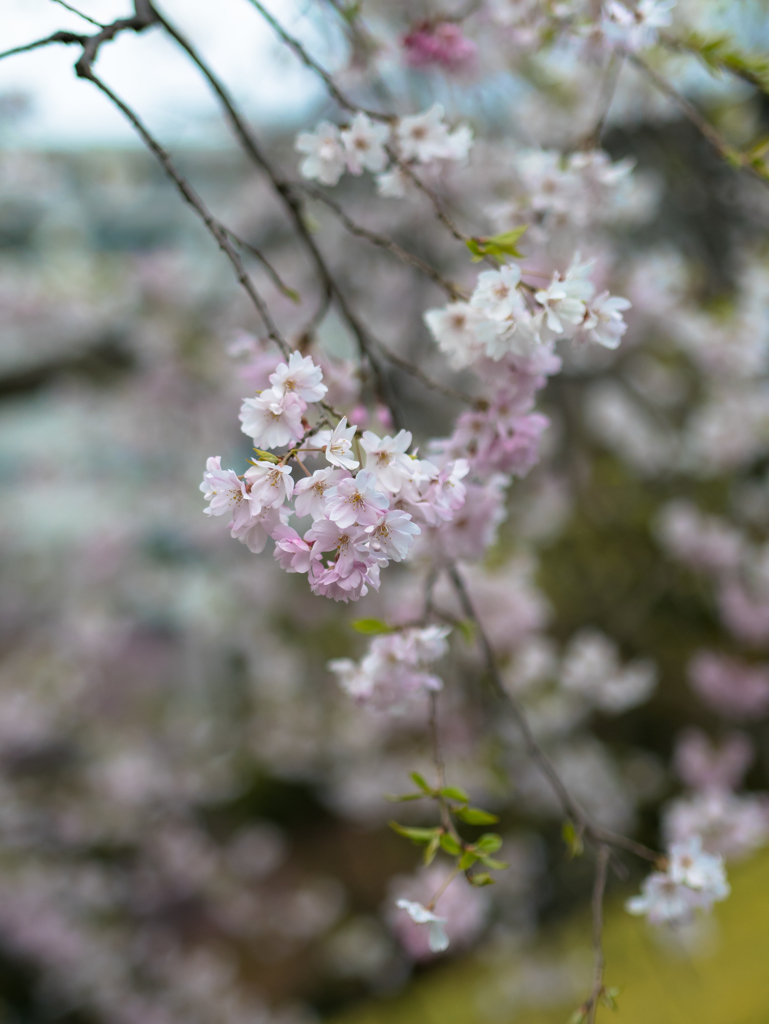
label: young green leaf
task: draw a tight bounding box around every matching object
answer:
[468,872,495,886]
[251,449,281,464]
[473,832,503,855]
[567,1009,587,1024]
[424,833,441,866]
[455,806,499,825]
[409,771,434,794]
[479,856,509,870]
[389,822,441,845]
[562,819,584,858]
[459,849,479,870]
[351,618,393,635]
[439,786,469,803]
[439,833,462,855]
[384,792,425,802]
[456,619,476,644]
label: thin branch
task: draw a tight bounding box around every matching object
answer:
[151,3,403,427]
[0,30,86,62]
[370,337,476,405]
[586,844,610,1024]
[581,49,624,150]
[629,52,769,189]
[295,181,466,300]
[447,564,659,863]
[240,0,474,249]
[243,0,389,121]
[49,0,105,28]
[76,68,290,357]
[222,227,301,303]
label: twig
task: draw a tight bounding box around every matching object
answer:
[241,0,474,250]
[49,0,105,28]
[581,49,624,150]
[586,844,610,1024]
[628,52,769,189]
[243,0,389,121]
[295,181,466,300]
[222,227,301,303]
[151,3,402,428]
[76,68,290,357]
[447,564,659,863]
[370,337,476,405]
[0,31,86,61]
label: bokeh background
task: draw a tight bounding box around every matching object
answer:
[2,1,769,1022]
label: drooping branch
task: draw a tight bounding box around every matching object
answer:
[447,564,659,864]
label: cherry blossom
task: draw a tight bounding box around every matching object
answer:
[341,113,390,175]
[295,121,346,185]
[239,389,305,449]
[269,352,328,403]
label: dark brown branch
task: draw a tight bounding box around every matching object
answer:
[0,31,86,62]
[629,52,769,189]
[447,564,659,863]
[222,227,301,303]
[243,0,389,121]
[74,1,157,78]
[586,844,610,1024]
[150,3,403,427]
[49,0,105,28]
[370,338,476,405]
[75,67,290,356]
[295,181,466,300]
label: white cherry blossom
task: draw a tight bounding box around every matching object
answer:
[324,417,360,470]
[470,265,524,321]
[239,388,305,449]
[396,900,449,953]
[294,467,345,519]
[360,429,414,492]
[269,352,327,403]
[341,113,390,174]
[245,461,294,510]
[295,121,347,185]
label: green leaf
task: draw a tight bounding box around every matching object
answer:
[389,822,441,845]
[456,619,476,645]
[409,772,434,794]
[384,792,425,802]
[602,987,620,1010]
[283,287,301,304]
[567,1009,587,1024]
[439,833,462,855]
[251,449,281,464]
[479,856,509,870]
[351,618,393,635]
[562,819,584,858]
[486,227,528,256]
[473,832,503,855]
[459,850,479,870]
[465,227,527,263]
[424,833,441,866]
[456,806,500,825]
[468,872,495,887]
[439,786,469,803]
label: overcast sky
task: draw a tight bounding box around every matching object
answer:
[0,0,324,147]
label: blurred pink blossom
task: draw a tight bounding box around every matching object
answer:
[402,23,477,73]
[689,651,769,719]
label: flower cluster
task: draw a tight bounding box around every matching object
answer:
[329,626,450,712]
[202,352,469,602]
[424,254,631,371]
[626,836,729,926]
[295,105,472,195]
[402,22,477,73]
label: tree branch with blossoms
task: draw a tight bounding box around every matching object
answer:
[5,0,763,1015]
